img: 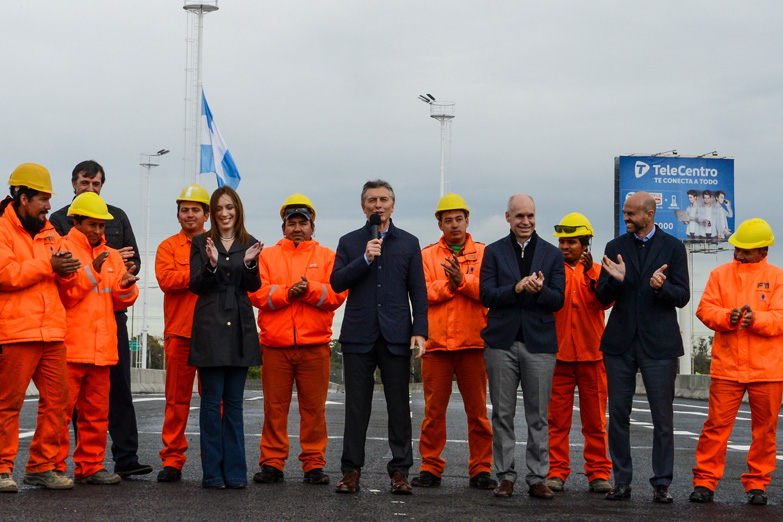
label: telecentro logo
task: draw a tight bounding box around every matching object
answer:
[635,161,650,178]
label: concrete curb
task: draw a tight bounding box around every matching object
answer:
[26,369,726,401]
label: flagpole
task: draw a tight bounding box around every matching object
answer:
[183,2,219,185]
[195,10,205,183]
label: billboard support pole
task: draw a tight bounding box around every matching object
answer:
[679,243,694,375]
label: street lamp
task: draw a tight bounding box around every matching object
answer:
[139,149,169,369]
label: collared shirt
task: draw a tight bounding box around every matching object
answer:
[635,226,656,242]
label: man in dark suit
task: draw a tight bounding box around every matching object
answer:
[330,179,427,495]
[596,191,689,503]
[480,194,565,500]
[50,160,152,479]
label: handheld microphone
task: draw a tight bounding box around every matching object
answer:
[370,214,381,240]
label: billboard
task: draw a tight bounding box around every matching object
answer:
[615,155,735,242]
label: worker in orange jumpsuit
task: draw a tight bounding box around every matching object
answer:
[546,213,612,494]
[0,164,82,493]
[55,192,139,485]
[411,193,495,490]
[155,185,210,482]
[690,218,783,506]
[249,194,346,485]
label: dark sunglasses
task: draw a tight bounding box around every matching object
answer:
[554,225,589,234]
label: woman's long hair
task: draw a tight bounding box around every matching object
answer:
[206,186,251,246]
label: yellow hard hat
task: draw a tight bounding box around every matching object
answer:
[435,193,469,219]
[8,163,55,194]
[67,192,114,221]
[553,212,594,238]
[280,193,316,222]
[729,218,774,249]
[176,184,210,206]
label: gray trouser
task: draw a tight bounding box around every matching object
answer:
[484,341,556,486]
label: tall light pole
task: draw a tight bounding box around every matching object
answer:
[139,149,169,369]
[419,94,455,197]
[183,1,219,185]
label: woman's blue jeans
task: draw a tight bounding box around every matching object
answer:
[198,366,249,487]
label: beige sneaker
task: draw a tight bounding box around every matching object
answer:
[75,468,121,485]
[0,473,18,493]
[546,476,565,492]
[23,470,74,490]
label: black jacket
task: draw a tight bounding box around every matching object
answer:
[595,226,690,359]
[188,233,262,367]
[331,219,427,355]
[479,231,565,353]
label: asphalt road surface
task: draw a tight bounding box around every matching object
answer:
[3,388,783,521]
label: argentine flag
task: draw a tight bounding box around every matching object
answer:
[201,90,241,189]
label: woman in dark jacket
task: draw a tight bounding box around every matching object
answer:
[189,186,263,489]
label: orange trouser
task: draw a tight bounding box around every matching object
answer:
[259,344,330,472]
[159,336,199,469]
[56,363,110,479]
[547,359,611,482]
[418,349,493,477]
[693,378,783,492]
[0,341,69,474]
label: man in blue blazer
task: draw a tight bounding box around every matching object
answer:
[596,191,689,503]
[480,194,565,500]
[330,180,428,495]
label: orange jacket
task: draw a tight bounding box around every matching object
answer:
[156,230,200,339]
[554,262,611,362]
[58,227,139,366]
[696,258,783,383]
[0,202,77,344]
[421,234,487,351]
[249,238,346,347]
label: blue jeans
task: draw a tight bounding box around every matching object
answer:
[198,366,248,487]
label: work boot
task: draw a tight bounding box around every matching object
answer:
[411,471,441,487]
[0,473,18,493]
[546,476,565,491]
[23,469,74,490]
[747,489,768,505]
[157,467,182,482]
[75,468,121,485]
[588,478,612,493]
[469,472,497,489]
[689,486,714,503]
[253,465,284,484]
[303,468,330,485]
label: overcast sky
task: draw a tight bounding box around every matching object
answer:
[3,1,782,342]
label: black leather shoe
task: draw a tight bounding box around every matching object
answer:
[605,483,632,500]
[115,462,153,478]
[157,467,182,482]
[653,485,673,503]
[689,486,714,503]
[747,489,768,505]
[253,465,284,484]
[411,471,441,488]
[469,472,497,490]
[303,468,330,485]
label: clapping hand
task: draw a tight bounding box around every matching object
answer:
[244,241,264,266]
[205,237,218,268]
[441,254,463,292]
[288,275,309,300]
[650,264,668,290]
[602,254,626,282]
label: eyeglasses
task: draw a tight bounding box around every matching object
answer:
[554,225,589,234]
